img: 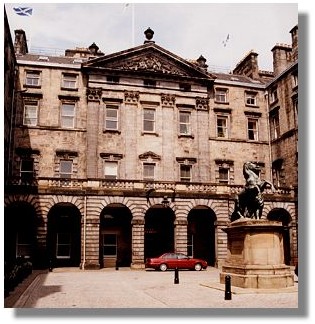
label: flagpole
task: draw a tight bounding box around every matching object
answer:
[131,3,135,47]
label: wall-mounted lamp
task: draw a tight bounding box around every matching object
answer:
[161,196,170,208]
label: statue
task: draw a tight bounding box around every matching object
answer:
[231,162,275,221]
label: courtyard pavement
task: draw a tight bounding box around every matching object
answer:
[4,266,301,315]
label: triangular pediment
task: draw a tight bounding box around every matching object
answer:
[83,43,216,81]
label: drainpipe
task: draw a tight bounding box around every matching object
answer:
[82,195,87,270]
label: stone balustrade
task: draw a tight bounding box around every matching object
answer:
[6,177,295,198]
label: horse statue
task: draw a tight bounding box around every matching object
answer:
[231,162,275,221]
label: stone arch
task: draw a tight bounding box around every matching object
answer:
[262,201,295,221]
[47,202,82,267]
[4,200,38,266]
[43,195,85,218]
[4,194,42,218]
[187,205,217,266]
[144,202,176,259]
[99,202,133,268]
[267,207,293,265]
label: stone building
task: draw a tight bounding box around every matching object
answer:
[4,25,298,270]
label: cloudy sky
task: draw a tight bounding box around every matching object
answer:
[5,1,299,73]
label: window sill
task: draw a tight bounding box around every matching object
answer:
[103,129,121,134]
[141,132,159,137]
[178,134,194,139]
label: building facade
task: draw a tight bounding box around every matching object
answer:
[4,25,298,270]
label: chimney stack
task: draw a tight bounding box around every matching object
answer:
[14,29,28,55]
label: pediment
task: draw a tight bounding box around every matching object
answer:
[139,151,161,161]
[83,43,216,81]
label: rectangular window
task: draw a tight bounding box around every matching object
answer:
[61,103,75,128]
[60,160,73,178]
[219,168,229,183]
[56,233,71,259]
[16,233,32,258]
[62,74,77,89]
[23,101,38,126]
[143,163,155,180]
[293,99,298,126]
[143,108,155,132]
[179,112,191,135]
[20,159,34,181]
[104,161,118,179]
[105,105,119,130]
[216,115,228,138]
[215,89,228,103]
[25,71,40,86]
[292,73,298,88]
[107,76,120,83]
[103,234,117,256]
[270,112,280,140]
[245,92,257,106]
[270,87,278,103]
[179,83,191,92]
[180,164,191,182]
[247,118,258,141]
[144,79,156,88]
[187,234,193,258]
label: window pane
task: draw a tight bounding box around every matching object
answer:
[144,109,155,120]
[60,160,72,178]
[105,162,117,179]
[106,108,118,118]
[143,164,154,179]
[24,104,38,125]
[143,120,154,132]
[62,104,75,116]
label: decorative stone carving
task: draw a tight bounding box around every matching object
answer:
[109,54,188,76]
[86,87,102,102]
[124,90,139,104]
[195,97,209,110]
[161,93,175,107]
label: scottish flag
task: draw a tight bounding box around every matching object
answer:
[13,7,33,16]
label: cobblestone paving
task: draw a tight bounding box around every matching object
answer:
[10,267,298,309]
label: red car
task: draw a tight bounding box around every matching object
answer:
[145,252,207,271]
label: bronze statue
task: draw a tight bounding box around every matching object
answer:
[231,162,275,221]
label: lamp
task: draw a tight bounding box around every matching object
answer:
[161,196,170,208]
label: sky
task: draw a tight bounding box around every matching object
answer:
[2,1,315,323]
[4,1,298,73]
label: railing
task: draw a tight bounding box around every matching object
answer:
[5,177,296,198]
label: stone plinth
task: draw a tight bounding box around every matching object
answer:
[220,219,294,289]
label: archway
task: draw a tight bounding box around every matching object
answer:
[187,206,217,266]
[99,204,132,268]
[47,203,81,267]
[4,202,37,265]
[144,205,175,259]
[267,208,292,265]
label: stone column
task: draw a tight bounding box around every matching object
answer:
[174,218,188,255]
[131,218,145,269]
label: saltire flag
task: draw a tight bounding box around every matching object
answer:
[13,7,33,16]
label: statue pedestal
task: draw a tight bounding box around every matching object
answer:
[220,219,294,289]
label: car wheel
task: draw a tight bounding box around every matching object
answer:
[194,263,202,271]
[159,263,168,271]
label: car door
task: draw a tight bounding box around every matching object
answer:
[176,253,190,269]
